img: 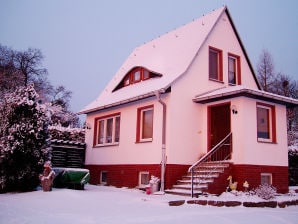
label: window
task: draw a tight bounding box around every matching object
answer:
[228,53,241,85]
[256,103,276,143]
[261,173,272,185]
[94,113,120,146]
[137,106,154,142]
[113,67,162,91]
[123,75,130,86]
[139,171,150,187]
[132,69,141,83]
[209,46,223,81]
[100,171,108,185]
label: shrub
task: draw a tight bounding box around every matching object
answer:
[253,183,277,200]
[0,84,50,192]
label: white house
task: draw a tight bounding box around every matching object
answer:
[80,6,298,195]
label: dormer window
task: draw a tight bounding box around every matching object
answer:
[113,67,162,91]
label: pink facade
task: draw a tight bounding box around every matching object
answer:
[80,6,298,194]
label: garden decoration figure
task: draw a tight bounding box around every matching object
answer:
[243,181,249,192]
[227,175,238,191]
[39,161,55,191]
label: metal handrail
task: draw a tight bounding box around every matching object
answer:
[189,132,232,197]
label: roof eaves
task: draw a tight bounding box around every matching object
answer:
[193,87,298,108]
[78,88,167,114]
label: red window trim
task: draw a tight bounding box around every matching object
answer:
[93,112,121,147]
[131,67,142,84]
[136,105,154,143]
[228,53,241,85]
[209,46,223,82]
[256,102,276,143]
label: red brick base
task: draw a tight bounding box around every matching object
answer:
[85,164,188,189]
[231,164,288,193]
[86,163,288,193]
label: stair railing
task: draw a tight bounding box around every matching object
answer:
[188,132,232,197]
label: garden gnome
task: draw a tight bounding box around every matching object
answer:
[39,161,55,191]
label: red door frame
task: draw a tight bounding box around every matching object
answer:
[207,102,231,151]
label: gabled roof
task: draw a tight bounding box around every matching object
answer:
[194,85,298,107]
[79,6,257,114]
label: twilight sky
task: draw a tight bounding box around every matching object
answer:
[1,0,297,120]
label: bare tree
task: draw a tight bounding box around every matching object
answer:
[14,48,47,86]
[0,44,80,127]
[256,49,275,92]
[51,85,72,109]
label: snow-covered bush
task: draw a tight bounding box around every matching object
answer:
[252,183,277,200]
[0,84,51,192]
[48,125,85,143]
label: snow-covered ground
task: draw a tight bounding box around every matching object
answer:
[0,185,297,224]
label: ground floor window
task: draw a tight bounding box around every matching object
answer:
[136,105,154,142]
[256,102,276,143]
[261,173,272,185]
[94,113,120,146]
[139,171,150,187]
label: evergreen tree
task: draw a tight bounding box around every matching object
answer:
[0,84,51,192]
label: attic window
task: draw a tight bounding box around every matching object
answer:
[209,46,223,82]
[113,67,162,91]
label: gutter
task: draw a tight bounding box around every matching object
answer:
[155,90,167,193]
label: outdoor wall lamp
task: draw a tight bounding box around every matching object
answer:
[231,105,238,114]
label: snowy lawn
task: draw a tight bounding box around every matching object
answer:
[0,185,298,224]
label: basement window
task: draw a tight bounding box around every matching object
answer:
[139,171,150,188]
[261,173,272,185]
[100,171,108,185]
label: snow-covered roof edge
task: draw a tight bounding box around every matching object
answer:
[79,6,262,114]
[194,85,298,107]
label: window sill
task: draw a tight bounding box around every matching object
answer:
[209,78,224,84]
[257,139,277,144]
[93,143,119,148]
[135,139,153,144]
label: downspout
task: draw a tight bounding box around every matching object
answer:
[155,90,166,193]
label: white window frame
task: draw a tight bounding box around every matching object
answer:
[95,114,120,146]
[261,173,272,185]
[257,104,273,142]
[139,107,153,142]
[139,171,150,188]
[228,55,237,85]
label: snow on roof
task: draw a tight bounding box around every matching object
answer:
[80,6,226,114]
[193,85,298,107]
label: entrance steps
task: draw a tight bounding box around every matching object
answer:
[165,162,230,197]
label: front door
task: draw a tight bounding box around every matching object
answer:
[208,103,231,160]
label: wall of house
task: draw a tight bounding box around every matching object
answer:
[84,96,167,165]
[165,11,260,165]
[230,97,288,166]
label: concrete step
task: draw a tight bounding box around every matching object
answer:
[166,161,231,196]
[172,183,208,190]
[165,189,202,197]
